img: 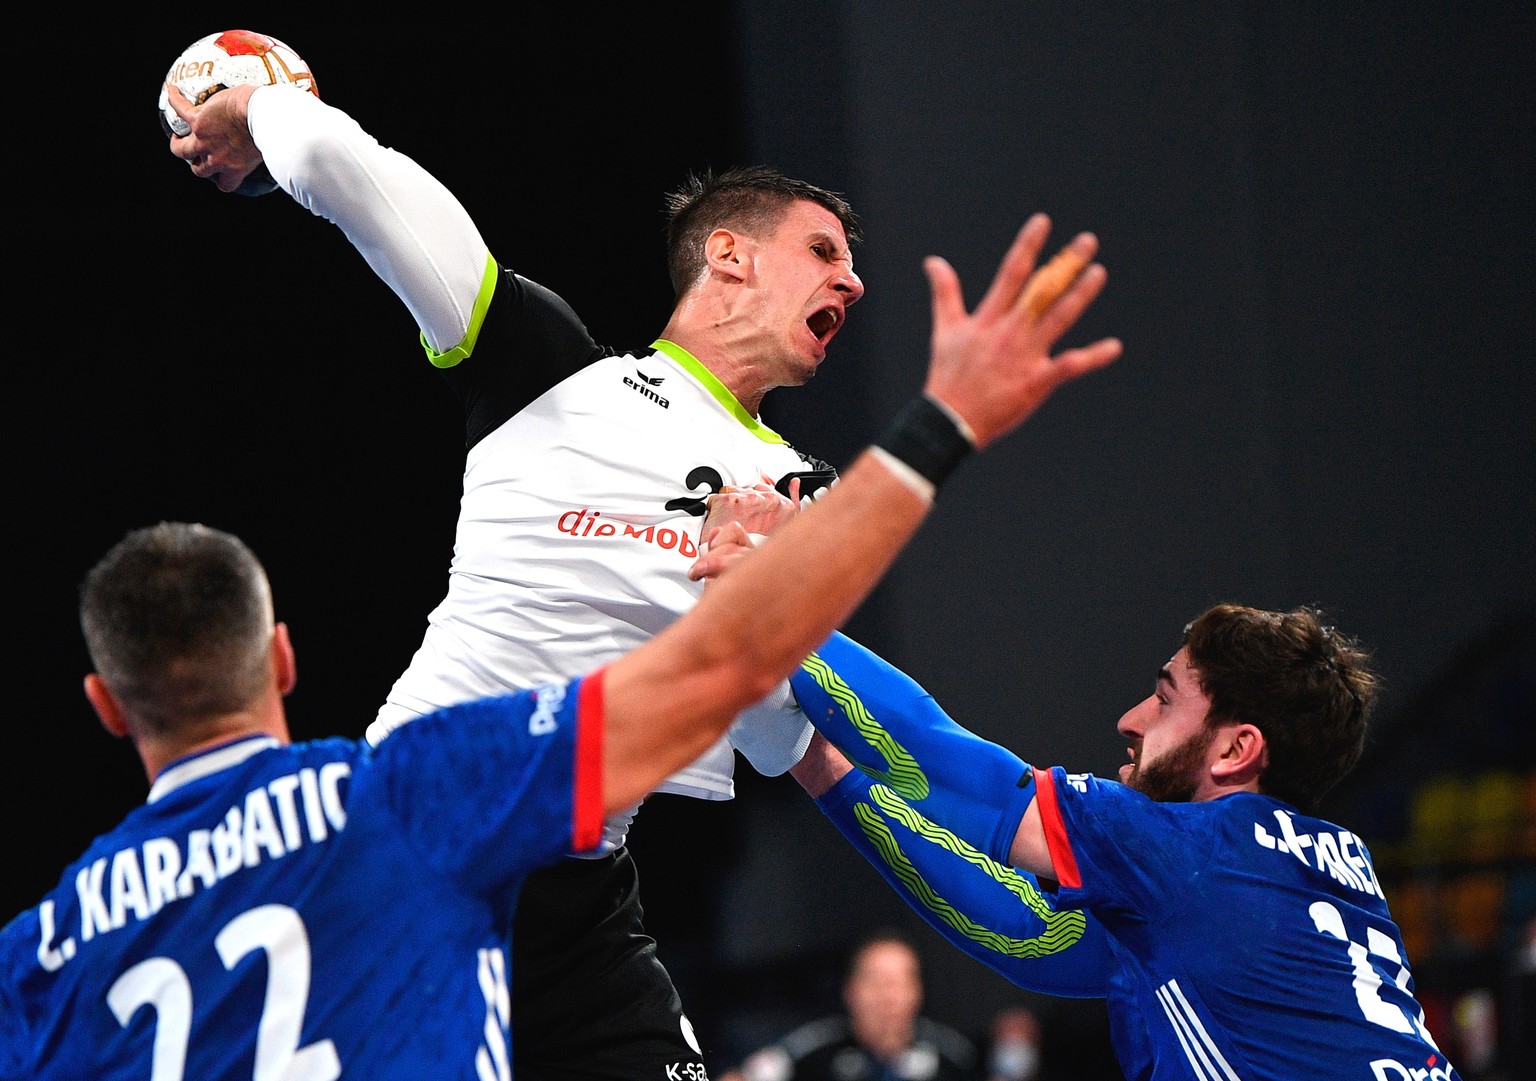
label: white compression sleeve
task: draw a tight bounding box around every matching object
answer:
[246,84,486,354]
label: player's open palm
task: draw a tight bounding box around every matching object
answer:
[923,213,1122,448]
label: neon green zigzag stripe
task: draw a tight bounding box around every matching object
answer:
[800,653,928,800]
[853,785,1086,958]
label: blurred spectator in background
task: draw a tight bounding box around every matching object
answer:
[726,930,979,1081]
[982,1005,1042,1081]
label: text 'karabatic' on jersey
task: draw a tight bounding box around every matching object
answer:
[35,763,350,972]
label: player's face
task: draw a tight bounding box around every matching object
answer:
[748,200,864,384]
[1116,647,1217,802]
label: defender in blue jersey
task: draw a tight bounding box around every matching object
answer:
[778,608,1461,1081]
[1,525,606,1080]
[0,190,1124,1079]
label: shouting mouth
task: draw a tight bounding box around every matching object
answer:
[807,304,843,347]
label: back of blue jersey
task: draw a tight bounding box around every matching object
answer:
[0,681,594,1080]
[1035,768,1461,1081]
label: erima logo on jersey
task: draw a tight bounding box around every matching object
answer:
[623,371,669,408]
[529,683,565,736]
[1253,808,1383,897]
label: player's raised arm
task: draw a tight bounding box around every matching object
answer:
[600,216,1121,812]
[163,81,485,356]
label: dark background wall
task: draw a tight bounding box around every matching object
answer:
[9,5,1531,1078]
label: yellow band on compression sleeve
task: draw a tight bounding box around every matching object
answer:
[422,249,499,370]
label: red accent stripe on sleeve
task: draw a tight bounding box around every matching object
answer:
[1034,768,1083,889]
[571,670,607,852]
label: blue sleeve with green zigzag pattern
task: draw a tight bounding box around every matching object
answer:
[793,631,1108,996]
[813,766,1109,996]
[794,631,1039,866]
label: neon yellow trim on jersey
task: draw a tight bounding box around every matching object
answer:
[421,250,499,370]
[651,339,791,446]
[856,785,1087,958]
[800,652,929,800]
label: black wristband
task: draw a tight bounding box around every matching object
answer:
[875,396,975,492]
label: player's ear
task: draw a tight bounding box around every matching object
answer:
[272,623,297,696]
[1211,722,1266,784]
[704,228,749,282]
[84,674,129,739]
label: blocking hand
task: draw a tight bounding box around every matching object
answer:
[923,214,1122,449]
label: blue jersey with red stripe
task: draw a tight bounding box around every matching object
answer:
[0,676,605,1081]
[1034,767,1460,1081]
[790,631,1460,1081]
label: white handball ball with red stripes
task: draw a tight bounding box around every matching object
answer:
[157,30,318,195]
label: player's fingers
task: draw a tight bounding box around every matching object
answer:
[974,214,1051,319]
[164,83,195,123]
[923,255,965,328]
[1018,233,1097,319]
[1035,261,1110,340]
[716,521,752,546]
[1049,336,1125,385]
[688,529,722,580]
[688,522,754,580]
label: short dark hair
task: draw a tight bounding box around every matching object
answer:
[79,522,274,735]
[662,165,862,296]
[1183,603,1379,812]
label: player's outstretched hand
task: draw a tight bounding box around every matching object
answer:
[163,83,264,193]
[923,214,1122,449]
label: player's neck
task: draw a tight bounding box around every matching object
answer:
[139,708,290,784]
[658,317,770,417]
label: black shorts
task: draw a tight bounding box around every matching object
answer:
[512,846,709,1081]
